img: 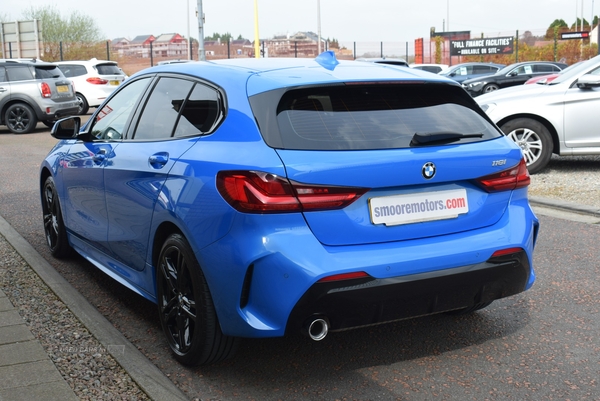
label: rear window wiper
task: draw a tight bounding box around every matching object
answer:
[410,131,483,146]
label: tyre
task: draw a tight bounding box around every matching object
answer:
[500,118,553,174]
[157,233,239,366]
[482,83,499,93]
[42,176,72,258]
[76,93,89,115]
[5,103,38,134]
[446,301,492,315]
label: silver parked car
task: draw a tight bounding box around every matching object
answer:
[476,55,600,174]
[0,59,79,133]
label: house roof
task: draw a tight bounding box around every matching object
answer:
[131,35,155,44]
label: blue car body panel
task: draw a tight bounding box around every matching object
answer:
[40,53,539,341]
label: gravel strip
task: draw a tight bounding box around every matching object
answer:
[0,234,150,401]
[528,155,600,208]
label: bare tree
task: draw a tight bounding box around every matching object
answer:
[21,5,104,61]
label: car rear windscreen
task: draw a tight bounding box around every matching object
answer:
[96,63,123,75]
[250,83,502,150]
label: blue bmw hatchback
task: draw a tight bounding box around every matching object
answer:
[40,52,538,366]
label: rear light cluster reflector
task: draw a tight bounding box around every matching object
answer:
[317,271,370,283]
[217,171,368,213]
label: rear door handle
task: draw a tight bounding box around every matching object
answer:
[149,152,169,169]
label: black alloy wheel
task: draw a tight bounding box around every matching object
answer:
[156,233,239,366]
[42,176,72,258]
[5,103,38,134]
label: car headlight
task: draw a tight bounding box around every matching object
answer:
[468,82,484,89]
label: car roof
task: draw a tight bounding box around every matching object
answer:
[133,52,456,96]
[55,58,117,65]
[0,59,55,67]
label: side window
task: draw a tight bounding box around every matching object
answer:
[133,77,195,140]
[534,64,554,73]
[0,67,6,83]
[474,66,493,74]
[90,77,151,140]
[174,83,222,137]
[6,66,33,81]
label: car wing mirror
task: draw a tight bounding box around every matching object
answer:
[576,74,600,89]
[51,116,81,139]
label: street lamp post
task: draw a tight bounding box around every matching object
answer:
[317,0,322,54]
[187,0,191,60]
[197,0,205,60]
[254,0,260,58]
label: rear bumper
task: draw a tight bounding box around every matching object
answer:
[36,99,80,120]
[197,195,538,339]
[285,249,529,334]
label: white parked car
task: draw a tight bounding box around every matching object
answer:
[55,59,126,114]
[476,55,600,174]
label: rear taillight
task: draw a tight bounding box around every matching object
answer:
[476,158,530,192]
[40,82,52,98]
[86,77,109,85]
[217,171,368,213]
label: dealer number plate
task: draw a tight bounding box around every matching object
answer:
[369,189,469,226]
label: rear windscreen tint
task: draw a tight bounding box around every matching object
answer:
[96,64,123,75]
[34,66,64,79]
[251,83,501,150]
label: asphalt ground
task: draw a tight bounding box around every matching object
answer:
[0,123,599,400]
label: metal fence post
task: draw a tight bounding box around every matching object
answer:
[515,30,519,63]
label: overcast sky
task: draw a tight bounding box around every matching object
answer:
[1,0,593,42]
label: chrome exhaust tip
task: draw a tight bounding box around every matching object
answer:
[305,316,329,341]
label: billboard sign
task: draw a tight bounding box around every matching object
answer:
[450,36,514,56]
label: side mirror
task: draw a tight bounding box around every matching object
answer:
[51,117,81,139]
[576,74,600,89]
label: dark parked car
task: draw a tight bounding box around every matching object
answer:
[40,52,538,366]
[463,61,568,96]
[439,62,505,83]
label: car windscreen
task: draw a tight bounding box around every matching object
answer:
[250,83,502,150]
[551,58,600,85]
[96,63,123,75]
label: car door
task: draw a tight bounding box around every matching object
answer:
[61,77,152,254]
[102,75,221,272]
[563,69,600,148]
[501,64,534,88]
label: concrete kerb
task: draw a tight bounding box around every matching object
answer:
[529,195,600,218]
[0,214,188,401]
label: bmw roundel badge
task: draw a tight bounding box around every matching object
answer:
[422,162,436,179]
